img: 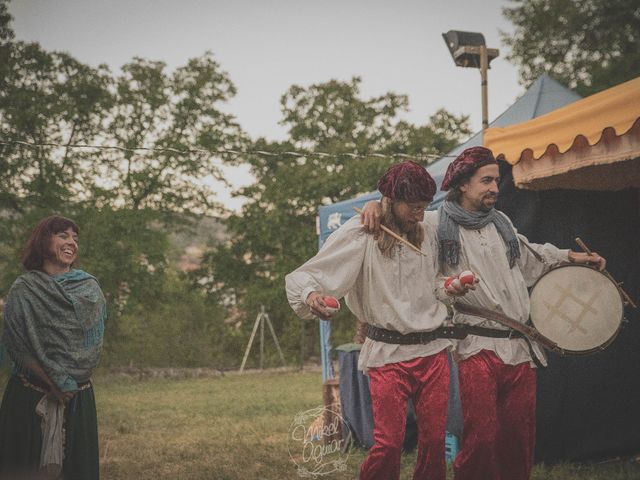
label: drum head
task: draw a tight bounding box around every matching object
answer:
[530,265,623,354]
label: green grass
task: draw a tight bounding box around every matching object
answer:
[2,369,639,479]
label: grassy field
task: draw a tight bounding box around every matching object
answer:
[1,369,639,479]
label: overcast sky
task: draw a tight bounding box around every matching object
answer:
[9,0,525,209]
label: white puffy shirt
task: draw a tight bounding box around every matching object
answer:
[426,210,570,367]
[285,216,451,371]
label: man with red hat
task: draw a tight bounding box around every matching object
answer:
[286,161,454,480]
[360,147,605,480]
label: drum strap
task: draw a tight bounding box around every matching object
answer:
[521,240,545,263]
[454,303,564,361]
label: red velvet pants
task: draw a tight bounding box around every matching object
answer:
[454,350,536,480]
[360,350,449,480]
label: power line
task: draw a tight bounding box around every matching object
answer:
[0,139,455,162]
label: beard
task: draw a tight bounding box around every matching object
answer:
[396,216,419,235]
[478,193,498,212]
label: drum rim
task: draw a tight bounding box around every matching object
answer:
[529,263,624,356]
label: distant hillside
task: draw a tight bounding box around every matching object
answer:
[167,215,227,272]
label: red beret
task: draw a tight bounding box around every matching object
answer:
[377,161,436,203]
[441,146,497,191]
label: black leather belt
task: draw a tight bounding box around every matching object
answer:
[366,324,524,345]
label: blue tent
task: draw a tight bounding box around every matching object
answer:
[317,74,582,381]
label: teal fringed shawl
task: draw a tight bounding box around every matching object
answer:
[1,269,106,392]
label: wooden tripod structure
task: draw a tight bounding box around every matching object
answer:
[239,305,286,373]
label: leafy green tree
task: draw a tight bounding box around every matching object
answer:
[103,269,232,368]
[73,207,169,325]
[104,54,246,214]
[196,78,471,364]
[502,0,640,96]
[0,0,14,97]
[0,45,112,212]
[85,53,248,353]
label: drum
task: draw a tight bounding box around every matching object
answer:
[529,264,624,355]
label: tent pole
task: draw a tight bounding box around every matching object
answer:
[259,306,265,370]
[239,309,262,373]
[264,311,287,367]
[299,318,305,370]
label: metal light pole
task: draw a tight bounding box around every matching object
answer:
[480,45,489,130]
[442,31,499,131]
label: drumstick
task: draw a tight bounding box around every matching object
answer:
[575,237,637,309]
[353,207,427,256]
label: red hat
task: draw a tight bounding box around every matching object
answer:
[377,161,436,202]
[440,146,497,191]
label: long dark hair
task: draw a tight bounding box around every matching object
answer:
[22,215,79,271]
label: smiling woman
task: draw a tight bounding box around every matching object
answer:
[0,215,106,480]
[22,216,80,274]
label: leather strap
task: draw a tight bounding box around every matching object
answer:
[521,240,546,263]
[366,325,466,345]
[454,303,564,355]
[366,324,526,345]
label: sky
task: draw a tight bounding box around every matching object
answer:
[9,0,525,210]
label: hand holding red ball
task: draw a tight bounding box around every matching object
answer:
[323,296,341,314]
[445,270,479,296]
[305,292,341,318]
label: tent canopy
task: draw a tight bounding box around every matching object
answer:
[485,76,640,191]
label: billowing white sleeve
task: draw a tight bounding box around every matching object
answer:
[285,218,368,320]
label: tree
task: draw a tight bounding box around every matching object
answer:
[0,1,14,77]
[195,78,471,363]
[502,0,640,96]
[0,44,112,212]
[103,54,246,214]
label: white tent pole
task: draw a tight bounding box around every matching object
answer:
[239,309,262,373]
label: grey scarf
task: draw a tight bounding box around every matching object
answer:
[437,200,521,268]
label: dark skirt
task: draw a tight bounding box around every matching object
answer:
[0,375,99,480]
